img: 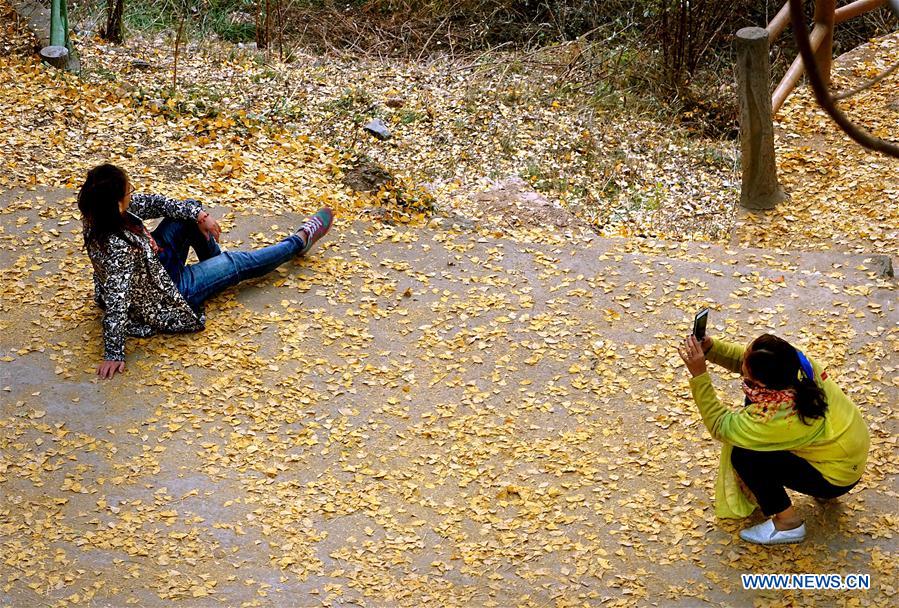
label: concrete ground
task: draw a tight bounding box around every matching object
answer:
[1,186,897,607]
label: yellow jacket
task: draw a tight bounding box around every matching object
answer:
[688,339,869,518]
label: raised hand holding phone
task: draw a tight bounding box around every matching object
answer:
[692,308,713,353]
[693,308,709,340]
[679,335,708,377]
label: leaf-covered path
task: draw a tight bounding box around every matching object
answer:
[2,185,897,607]
[1,9,898,608]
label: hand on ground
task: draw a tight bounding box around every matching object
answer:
[97,360,125,379]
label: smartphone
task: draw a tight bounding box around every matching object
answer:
[692,308,709,341]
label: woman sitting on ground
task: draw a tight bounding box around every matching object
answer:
[678,333,869,545]
[78,163,333,379]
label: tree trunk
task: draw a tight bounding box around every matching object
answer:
[103,0,125,44]
[40,45,69,69]
[256,0,269,49]
[49,0,65,46]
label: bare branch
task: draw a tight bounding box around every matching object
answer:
[833,59,899,100]
[788,0,899,158]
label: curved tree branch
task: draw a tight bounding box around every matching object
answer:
[788,0,899,158]
[833,59,899,100]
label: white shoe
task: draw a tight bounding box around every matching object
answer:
[739,519,806,545]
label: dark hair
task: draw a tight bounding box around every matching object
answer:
[745,334,828,424]
[77,164,135,248]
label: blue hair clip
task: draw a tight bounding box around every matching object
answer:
[795,349,814,381]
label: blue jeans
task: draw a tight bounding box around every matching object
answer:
[152,218,304,312]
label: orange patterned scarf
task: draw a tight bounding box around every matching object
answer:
[742,381,795,406]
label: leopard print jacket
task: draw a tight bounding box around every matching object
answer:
[86,194,207,361]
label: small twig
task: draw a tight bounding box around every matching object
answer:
[832,59,899,101]
[415,15,450,63]
[172,10,187,90]
[454,41,516,72]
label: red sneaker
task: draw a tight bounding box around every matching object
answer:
[296,208,334,256]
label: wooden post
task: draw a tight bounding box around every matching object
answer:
[735,27,788,210]
[814,0,836,89]
[835,0,886,24]
[772,24,829,114]
[765,1,792,42]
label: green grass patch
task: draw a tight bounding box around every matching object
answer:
[81,0,258,42]
[396,109,425,125]
[325,87,372,114]
[123,0,178,34]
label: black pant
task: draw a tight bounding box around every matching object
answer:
[730,447,858,516]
